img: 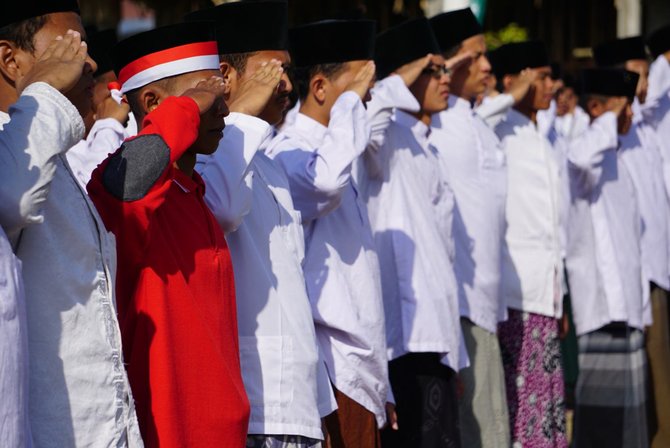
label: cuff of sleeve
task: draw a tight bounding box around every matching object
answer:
[23,81,85,145]
[89,117,127,137]
[594,111,619,146]
[381,75,421,112]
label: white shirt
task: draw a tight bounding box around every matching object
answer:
[554,107,590,142]
[0,85,142,447]
[566,112,645,335]
[359,107,466,371]
[67,117,128,189]
[494,108,564,318]
[266,92,390,427]
[476,93,515,128]
[429,96,507,333]
[197,113,334,439]
[0,82,79,448]
[620,108,670,292]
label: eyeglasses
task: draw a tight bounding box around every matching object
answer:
[421,65,451,79]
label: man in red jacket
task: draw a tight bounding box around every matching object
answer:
[87,22,250,447]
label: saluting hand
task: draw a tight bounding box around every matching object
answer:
[182,75,227,116]
[445,51,475,74]
[17,30,88,95]
[508,68,538,104]
[346,60,376,100]
[95,94,131,125]
[394,54,433,87]
[228,59,284,117]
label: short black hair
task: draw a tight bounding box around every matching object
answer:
[293,63,347,100]
[0,15,49,53]
[220,51,257,75]
[125,76,179,123]
[442,43,462,60]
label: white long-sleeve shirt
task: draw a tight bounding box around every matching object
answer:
[494,108,564,318]
[197,113,335,439]
[0,85,142,447]
[429,95,507,333]
[359,107,466,371]
[565,112,645,335]
[266,92,390,427]
[0,82,83,448]
[67,118,128,189]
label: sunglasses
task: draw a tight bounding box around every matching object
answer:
[421,64,451,79]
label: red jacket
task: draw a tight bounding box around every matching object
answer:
[88,96,250,447]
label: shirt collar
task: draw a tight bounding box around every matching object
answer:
[292,112,328,146]
[173,168,206,196]
[394,109,431,143]
[506,107,535,129]
[0,110,9,127]
[448,95,472,111]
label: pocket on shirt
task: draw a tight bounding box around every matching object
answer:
[239,336,294,409]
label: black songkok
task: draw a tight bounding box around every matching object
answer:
[647,24,670,59]
[87,29,118,77]
[289,20,376,68]
[580,68,639,100]
[185,0,288,54]
[490,41,549,78]
[0,0,79,28]
[112,22,219,94]
[593,37,646,67]
[375,18,441,78]
[429,8,482,52]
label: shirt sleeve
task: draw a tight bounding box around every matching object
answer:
[196,112,272,232]
[567,111,618,196]
[67,118,127,189]
[269,91,370,222]
[0,82,84,234]
[476,94,515,128]
[641,55,670,128]
[87,96,200,255]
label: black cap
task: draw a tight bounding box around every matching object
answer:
[593,36,646,67]
[490,41,549,78]
[429,8,482,52]
[87,29,118,76]
[0,0,80,28]
[580,68,639,100]
[112,22,219,93]
[647,24,670,59]
[375,18,441,78]
[289,20,376,68]
[185,0,288,54]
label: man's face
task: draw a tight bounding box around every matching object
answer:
[556,86,576,117]
[20,12,97,120]
[167,69,229,155]
[624,59,649,104]
[234,50,292,125]
[450,34,491,100]
[517,65,553,112]
[409,54,450,115]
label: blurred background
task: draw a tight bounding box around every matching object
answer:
[80,0,670,74]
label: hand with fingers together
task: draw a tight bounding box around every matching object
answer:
[394,54,433,87]
[228,59,284,117]
[17,29,89,95]
[445,51,476,75]
[182,76,227,116]
[508,68,539,104]
[346,60,376,100]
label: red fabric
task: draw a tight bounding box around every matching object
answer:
[88,96,250,447]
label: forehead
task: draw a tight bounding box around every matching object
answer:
[533,66,552,76]
[246,50,291,66]
[460,34,486,52]
[36,12,86,40]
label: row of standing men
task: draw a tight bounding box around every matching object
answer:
[2,1,670,447]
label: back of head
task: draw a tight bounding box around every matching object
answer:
[593,36,647,67]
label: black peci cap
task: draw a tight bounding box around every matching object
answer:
[289,19,376,68]
[489,41,549,78]
[429,8,482,53]
[112,22,220,93]
[647,24,670,59]
[185,0,288,54]
[375,18,441,78]
[593,36,647,67]
[579,68,639,100]
[0,0,80,29]
[87,29,118,77]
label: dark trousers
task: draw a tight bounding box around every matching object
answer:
[382,353,460,448]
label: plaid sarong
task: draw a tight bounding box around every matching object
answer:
[574,325,648,447]
[246,435,321,448]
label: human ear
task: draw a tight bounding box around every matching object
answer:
[502,74,514,91]
[310,74,327,104]
[0,40,25,87]
[138,85,165,116]
[219,61,236,96]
